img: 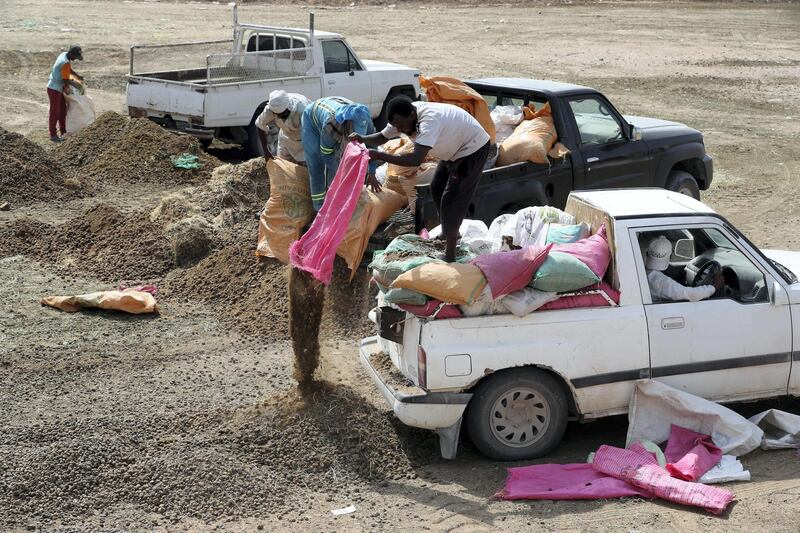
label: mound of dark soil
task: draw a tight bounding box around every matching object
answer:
[0,204,173,282]
[0,127,80,205]
[56,112,221,187]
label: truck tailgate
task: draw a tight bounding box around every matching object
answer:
[127,78,204,120]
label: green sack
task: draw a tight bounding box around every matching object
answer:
[531,251,600,292]
[171,153,201,169]
[383,287,429,306]
[369,234,473,284]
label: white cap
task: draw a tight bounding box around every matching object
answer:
[646,236,671,271]
[267,90,291,114]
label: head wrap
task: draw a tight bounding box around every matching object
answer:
[646,235,672,271]
[334,103,370,129]
[267,90,292,114]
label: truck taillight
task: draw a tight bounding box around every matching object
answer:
[417,346,427,389]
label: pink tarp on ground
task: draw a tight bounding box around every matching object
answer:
[497,463,652,501]
[289,142,369,284]
[664,425,722,481]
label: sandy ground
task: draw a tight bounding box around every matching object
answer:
[2,0,800,531]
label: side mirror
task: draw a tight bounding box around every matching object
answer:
[673,238,694,261]
[772,281,790,306]
[629,124,642,141]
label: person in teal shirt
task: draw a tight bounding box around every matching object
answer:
[300,97,381,210]
[47,45,84,142]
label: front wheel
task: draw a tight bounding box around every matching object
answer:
[667,170,700,200]
[466,368,568,461]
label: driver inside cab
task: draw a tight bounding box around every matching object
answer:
[645,235,723,302]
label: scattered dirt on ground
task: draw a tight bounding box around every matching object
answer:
[0,126,80,205]
[55,112,222,189]
[289,267,326,385]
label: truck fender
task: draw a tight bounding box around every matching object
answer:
[654,142,708,188]
[374,85,418,130]
[466,363,582,417]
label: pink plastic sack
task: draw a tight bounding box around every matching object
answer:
[553,224,611,279]
[664,425,722,482]
[539,281,620,311]
[622,464,735,515]
[497,463,652,501]
[289,142,369,284]
[471,244,552,299]
[593,445,734,515]
[397,300,463,320]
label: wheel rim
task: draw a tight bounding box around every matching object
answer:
[489,387,551,448]
[677,186,694,197]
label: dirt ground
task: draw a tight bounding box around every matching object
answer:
[2,0,800,531]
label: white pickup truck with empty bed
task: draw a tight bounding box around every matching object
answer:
[126,6,420,156]
[360,189,800,460]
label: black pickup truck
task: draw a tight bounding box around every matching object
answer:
[412,78,714,230]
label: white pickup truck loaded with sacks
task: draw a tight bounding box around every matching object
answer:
[360,189,800,460]
[125,5,420,156]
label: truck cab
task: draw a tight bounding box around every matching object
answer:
[361,189,800,461]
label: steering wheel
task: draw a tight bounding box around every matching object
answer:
[691,260,722,292]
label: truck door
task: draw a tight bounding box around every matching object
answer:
[566,95,650,190]
[320,40,372,108]
[631,224,792,401]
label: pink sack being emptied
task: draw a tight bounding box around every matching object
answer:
[289,142,369,284]
[664,425,723,482]
[471,244,552,299]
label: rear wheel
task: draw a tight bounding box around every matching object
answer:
[667,170,700,200]
[466,368,568,461]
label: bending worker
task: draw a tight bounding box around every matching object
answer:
[47,44,85,142]
[254,89,310,164]
[301,96,382,210]
[645,235,722,302]
[352,95,491,262]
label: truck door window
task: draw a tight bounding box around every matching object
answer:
[568,97,625,145]
[638,228,769,304]
[322,40,362,73]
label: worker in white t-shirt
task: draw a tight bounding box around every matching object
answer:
[351,95,491,262]
[254,90,310,163]
[645,235,722,302]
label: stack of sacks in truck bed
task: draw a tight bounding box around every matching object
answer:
[369,206,619,319]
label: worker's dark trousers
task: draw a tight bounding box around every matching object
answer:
[430,141,492,238]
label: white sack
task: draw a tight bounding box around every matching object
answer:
[64,92,96,133]
[699,455,751,484]
[429,219,491,255]
[626,379,763,456]
[748,409,800,450]
[459,286,508,317]
[513,207,549,249]
[501,287,558,317]
[486,214,516,253]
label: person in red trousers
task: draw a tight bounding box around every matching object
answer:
[47,45,85,142]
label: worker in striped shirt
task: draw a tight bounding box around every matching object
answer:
[300,96,381,211]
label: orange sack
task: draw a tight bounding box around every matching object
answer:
[497,103,558,166]
[420,76,496,144]
[41,290,158,314]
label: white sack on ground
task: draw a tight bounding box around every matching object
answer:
[626,379,763,456]
[748,409,800,450]
[699,455,751,484]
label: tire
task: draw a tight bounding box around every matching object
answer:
[466,368,568,461]
[244,121,265,159]
[667,170,700,200]
[199,138,212,150]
